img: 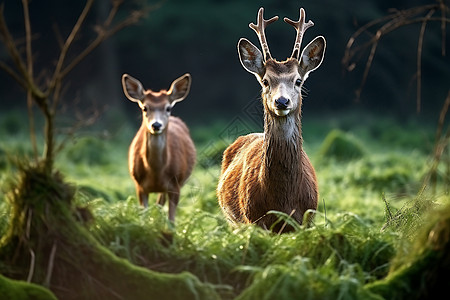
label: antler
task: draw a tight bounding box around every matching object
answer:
[284,8,314,60]
[249,7,279,61]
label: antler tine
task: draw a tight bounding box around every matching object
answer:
[284,8,314,60]
[249,7,279,61]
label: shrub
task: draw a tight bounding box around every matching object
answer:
[349,154,422,191]
[0,111,25,136]
[65,136,109,165]
[318,129,366,161]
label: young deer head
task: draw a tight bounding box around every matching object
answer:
[122,73,191,135]
[238,7,325,117]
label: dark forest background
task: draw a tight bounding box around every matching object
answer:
[1,0,449,127]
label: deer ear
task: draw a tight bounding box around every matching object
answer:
[238,38,265,78]
[169,73,191,105]
[299,36,326,81]
[122,74,145,102]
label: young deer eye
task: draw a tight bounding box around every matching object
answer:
[295,79,302,87]
[166,106,172,113]
[142,106,148,112]
[262,79,269,87]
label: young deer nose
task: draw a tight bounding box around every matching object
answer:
[275,97,290,110]
[151,122,162,131]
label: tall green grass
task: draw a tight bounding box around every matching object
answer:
[0,110,447,299]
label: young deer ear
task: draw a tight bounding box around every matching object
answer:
[122,74,145,102]
[238,38,265,78]
[169,73,191,105]
[299,36,326,81]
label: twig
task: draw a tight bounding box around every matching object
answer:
[54,108,100,155]
[48,0,95,109]
[439,0,447,56]
[22,0,33,78]
[423,90,450,192]
[416,9,436,113]
[52,23,64,50]
[60,9,146,79]
[44,241,57,287]
[22,0,39,160]
[343,2,450,106]
[27,249,35,283]
[436,90,450,145]
[0,4,28,82]
[104,0,123,28]
[0,61,27,88]
[355,30,381,100]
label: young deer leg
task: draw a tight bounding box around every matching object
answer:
[137,187,149,208]
[156,193,167,206]
[168,190,180,223]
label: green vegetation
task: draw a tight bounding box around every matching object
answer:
[317,129,366,161]
[0,274,57,300]
[0,110,448,299]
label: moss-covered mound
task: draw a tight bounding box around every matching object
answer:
[318,129,366,161]
[0,274,57,300]
[365,203,450,299]
[0,162,219,299]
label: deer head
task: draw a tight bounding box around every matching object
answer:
[122,74,191,134]
[238,8,326,117]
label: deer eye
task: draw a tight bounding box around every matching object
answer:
[262,79,269,87]
[295,79,302,87]
[142,106,148,112]
[166,106,172,113]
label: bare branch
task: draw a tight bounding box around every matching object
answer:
[44,241,57,287]
[439,0,447,56]
[60,9,147,79]
[416,9,436,113]
[435,90,450,146]
[22,0,33,77]
[52,23,65,50]
[0,61,27,88]
[0,4,29,85]
[0,0,149,174]
[355,31,381,100]
[104,0,123,28]
[48,0,95,100]
[22,0,38,160]
[343,2,450,105]
[0,5,45,103]
[27,249,35,283]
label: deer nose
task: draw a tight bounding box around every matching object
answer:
[275,97,290,110]
[151,122,162,131]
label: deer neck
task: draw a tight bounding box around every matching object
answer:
[261,109,303,197]
[144,128,168,171]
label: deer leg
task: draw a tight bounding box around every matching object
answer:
[137,187,149,208]
[156,193,167,206]
[168,190,180,223]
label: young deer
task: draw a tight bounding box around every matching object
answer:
[217,8,326,232]
[122,73,196,223]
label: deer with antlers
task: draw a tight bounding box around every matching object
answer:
[122,73,196,223]
[217,7,326,232]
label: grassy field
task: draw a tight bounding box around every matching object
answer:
[0,109,448,299]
